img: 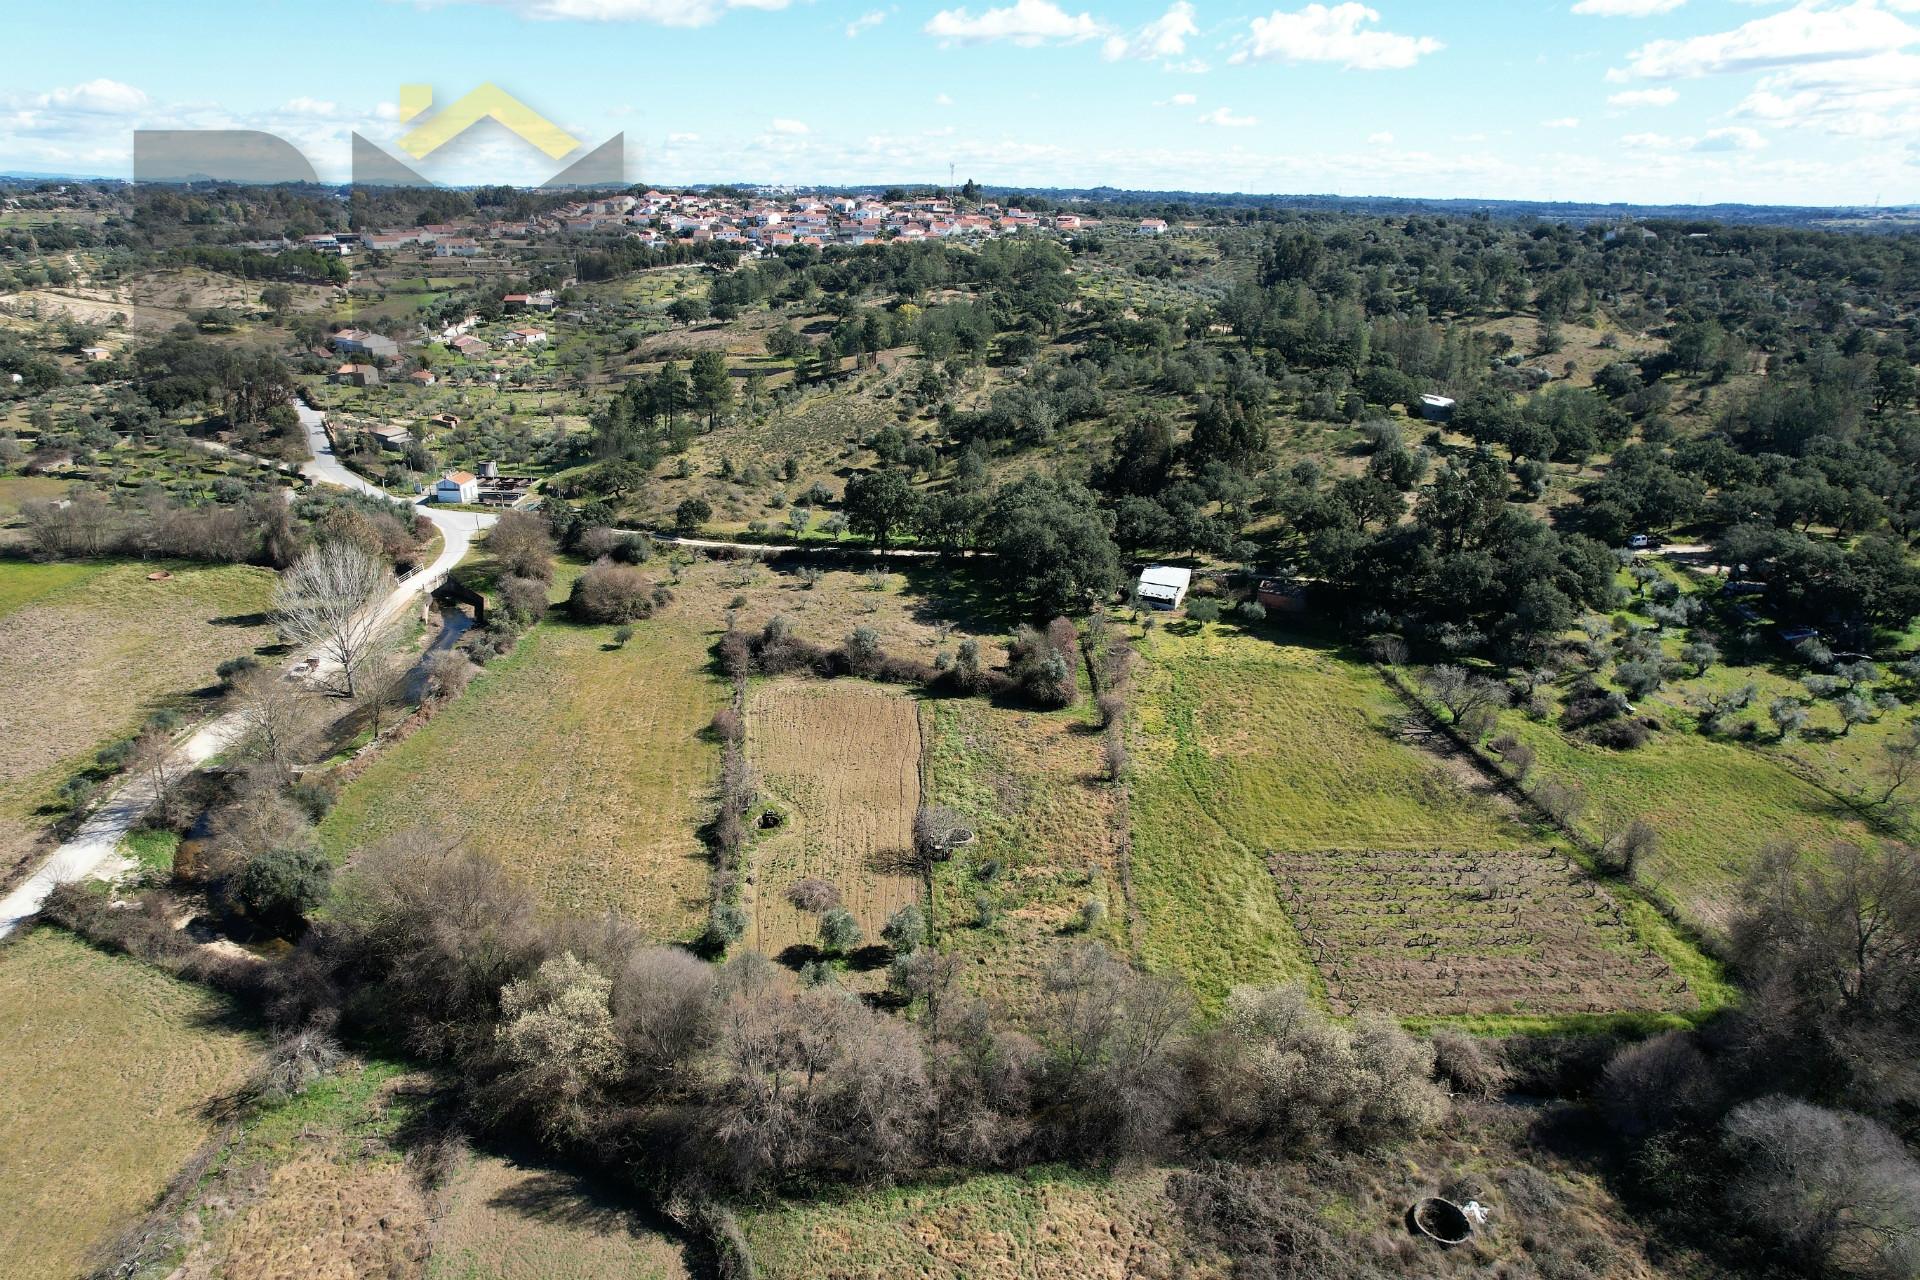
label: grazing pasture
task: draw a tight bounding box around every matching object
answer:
[320,611,723,935]
[0,930,259,1280]
[745,679,922,959]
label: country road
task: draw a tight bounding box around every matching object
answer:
[0,403,494,937]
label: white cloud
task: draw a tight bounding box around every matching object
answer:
[1368,130,1394,143]
[1231,3,1442,70]
[935,92,955,105]
[1735,51,1920,137]
[769,117,810,134]
[666,131,701,142]
[24,79,149,114]
[1609,87,1679,107]
[1160,91,1200,105]
[1199,106,1258,126]
[1103,1,1198,60]
[442,0,792,27]
[845,8,887,35]
[1621,131,1681,149]
[1612,0,1920,80]
[924,0,1106,45]
[1695,125,1769,149]
[1543,116,1582,127]
[1573,0,1684,16]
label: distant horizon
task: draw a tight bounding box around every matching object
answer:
[7,170,1917,219]
[4,1,1918,207]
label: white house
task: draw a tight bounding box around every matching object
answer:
[436,471,479,504]
[1136,565,1193,611]
[1418,393,1456,423]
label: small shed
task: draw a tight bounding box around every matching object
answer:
[1418,393,1456,423]
[1256,578,1306,613]
[436,471,479,504]
[1137,565,1193,611]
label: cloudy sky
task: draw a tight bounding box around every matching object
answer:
[3,0,1918,204]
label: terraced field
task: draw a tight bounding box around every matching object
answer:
[1271,849,1698,1021]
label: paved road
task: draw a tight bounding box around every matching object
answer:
[0,403,494,937]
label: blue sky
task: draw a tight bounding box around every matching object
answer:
[3,0,1917,203]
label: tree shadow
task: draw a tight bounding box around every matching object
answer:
[211,611,272,627]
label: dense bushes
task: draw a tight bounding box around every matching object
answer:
[569,560,668,623]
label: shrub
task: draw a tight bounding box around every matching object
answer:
[612,624,635,648]
[569,561,663,623]
[785,877,841,914]
[1185,598,1222,624]
[496,574,549,625]
[819,906,862,954]
[1590,716,1651,750]
[237,844,332,931]
[1430,1027,1508,1099]
[1096,691,1125,728]
[704,902,747,949]
[1238,599,1267,622]
[1078,899,1107,932]
[675,497,713,530]
[709,706,744,743]
[882,904,926,953]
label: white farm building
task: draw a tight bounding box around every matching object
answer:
[1136,565,1193,611]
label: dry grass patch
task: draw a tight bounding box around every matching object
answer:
[0,560,277,884]
[922,697,1130,1014]
[320,611,723,935]
[429,1154,688,1280]
[743,1165,1224,1280]
[0,929,259,1280]
[185,1145,432,1280]
[745,679,922,960]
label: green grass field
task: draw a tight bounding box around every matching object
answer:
[1128,621,1525,1009]
[0,557,103,617]
[0,930,260,1280]
[320,608,725,935]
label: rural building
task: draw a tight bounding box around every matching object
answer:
[331,362,379,387]
[1137,565,1193,611]
[1419,394,1456,423]
[408,369,437,385]
[451,335,491,357]
[330,329,400,360]
[436,471,479,504]
[429,413,461,430]
[78,346,110,362]
[1256,578,1307,613]
[504,327,548,347]
[368,424,413,451]
[1137,218,1169,235]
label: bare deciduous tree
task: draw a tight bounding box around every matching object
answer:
[231,669,322,782]
[274,540,392,698]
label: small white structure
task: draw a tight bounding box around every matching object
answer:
[1136,565,1193,611]
[1419,393,1456,423]
[436,470,479,504]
